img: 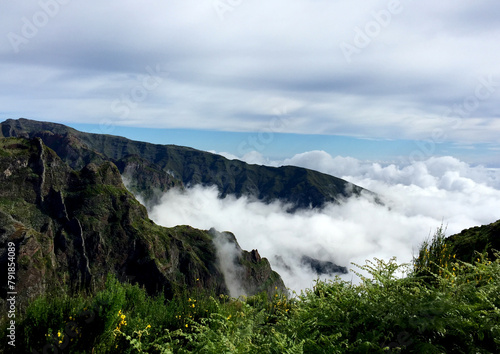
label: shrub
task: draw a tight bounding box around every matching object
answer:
[10,239,500,353]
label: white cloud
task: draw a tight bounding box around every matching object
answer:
[1,1,500,146]
[283,152,500,191]
[147,152,500,292]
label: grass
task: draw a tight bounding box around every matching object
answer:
[3,229,500,353]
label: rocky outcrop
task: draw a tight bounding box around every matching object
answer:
[209,229,286,298]
[301,255,348,275]
[0,137,285,312]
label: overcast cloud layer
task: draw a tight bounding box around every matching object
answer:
[149,152,500,291]
[1,1,500,151]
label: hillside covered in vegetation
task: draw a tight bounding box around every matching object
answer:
[0,137,285,313]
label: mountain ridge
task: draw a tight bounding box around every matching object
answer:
[1,118,374,210]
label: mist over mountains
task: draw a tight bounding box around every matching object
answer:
[148,151,500,290]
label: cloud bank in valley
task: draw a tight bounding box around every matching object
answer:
[148,152,500,292]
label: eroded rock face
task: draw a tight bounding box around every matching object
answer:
[0,137,285,311]
[115,155,183,208]
[209,228,286,298]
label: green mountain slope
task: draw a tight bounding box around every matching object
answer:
[1,118,372,209]
[0,137,285,312]
[447,219,500,262]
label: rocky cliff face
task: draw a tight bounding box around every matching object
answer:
[1,118,373,210]
[0,137,285,312]
[210,229,285,297]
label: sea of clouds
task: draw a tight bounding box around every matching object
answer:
[147,151,500,293]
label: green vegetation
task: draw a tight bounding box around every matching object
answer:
[4,228,499,353]
[446,220,500,263]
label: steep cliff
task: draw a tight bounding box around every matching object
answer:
[0,137,285,312]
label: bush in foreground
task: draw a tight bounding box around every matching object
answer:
[4,232,500,353]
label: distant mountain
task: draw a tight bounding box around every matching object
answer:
[0,137,285,310]
[0,118,373,210]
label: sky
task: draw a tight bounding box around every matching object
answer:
[1,1,500,166]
